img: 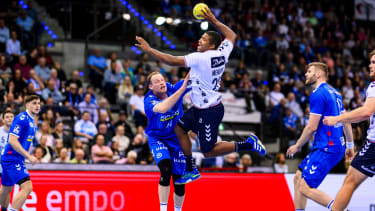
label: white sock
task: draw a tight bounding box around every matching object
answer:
[8,208,17,211]
[174,206,182,211]
[174,193,184,211]
[160,203,167,211]
[327,200,334,209]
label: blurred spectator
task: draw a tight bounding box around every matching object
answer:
[269,83,285,107]
[49,68,60,90]
[78,93,98,123]
[37,45,54,67]
[283,107,299,149]
[36,121,55,147]
[39,97,61,118]
[103,61,121,104]
[136,53,151,74]
[129,84,147,128]
[26,47,38,67]
[97,97,113,121]
[0,55,12,84]
[121,58,135,83]
[42,108,60,128]
[10,69,26,99]
[36,134,54,163]
[223,152,239,169]
[118,75,134,113]
[127,133,149,163]
[26,69,44,95]
[63,83,81,117]
[234,60,247,84]
[70,148,86,164]
[96,112,114,138]
[65,70,83,92]
[33,146,48,163]
[274,152,288,173]
[53,138,64,159]
[239,154,252,173]
[16,10,34,49]
[34,57,50,83]
[53,147,70,163]
[114,110,134,140]
[87,48,106,91]
[106,52,122,72]
[111,141,122,163]
[117,150,137,164]
[286,92,303,118]
[112,125,130,155]
[81,84,96,105]
[91,134,113,164]
[0,19,10,52]
[53,61,66,86]
[6,31,21,62]
[42,79,65,104]
[52,121,73,150]
[74,111,97,144]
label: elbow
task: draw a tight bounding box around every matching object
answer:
[153,106,167,114]
[306,125,317,133]
[363,111,372,119]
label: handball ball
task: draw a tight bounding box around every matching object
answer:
[193,3,208,20]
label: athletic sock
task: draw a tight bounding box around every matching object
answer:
[235,141,253,152]
[160,203,167,211]
[185,155,193,172]
[7,208,17,211]
[2,208,7,211]
[295,209,305,211]
[327,200,334,209]
[175,206,182,211]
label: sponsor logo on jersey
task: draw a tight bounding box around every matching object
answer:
[160,111,179,122]
[211,56,225,68]
[16,164,21,171]
[20,115,25,120]
[156,153,162,159]
[13,125,20,134]
[30,122,34,127]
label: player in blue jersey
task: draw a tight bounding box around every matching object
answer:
[136,7,266,185]
[287,62,353,211]
[0,95,40,211]
[145,72,190,211]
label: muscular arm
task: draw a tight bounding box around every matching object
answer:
[294,114,321,149]
[8,134,33,160]
[202,8,236,44]
[135,36,185,66]
[154,76,189,113]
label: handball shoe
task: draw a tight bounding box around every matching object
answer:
[175,167,201,185]
[247,134,266,156]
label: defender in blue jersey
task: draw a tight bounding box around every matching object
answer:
[287,63,353,210]
[0,95,40,211]
[145,72,190,211]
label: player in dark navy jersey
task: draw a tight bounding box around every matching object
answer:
[145,72,190,211]
[0,95,40,211]
[287,62,353,210]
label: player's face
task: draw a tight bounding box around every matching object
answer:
[305,67,317,86]
[3,113,14,127]
[197,33,212,52]
[27,99,41,116]
[150,74,166,94]
[369,55,375,78]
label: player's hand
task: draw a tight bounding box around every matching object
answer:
[345,148,355,161]
[28,156,38,165]
[135,36,151,52]
[181,72,190,90]
[201,6,216,22]
[286,144,299,158]
[323,116,338,126]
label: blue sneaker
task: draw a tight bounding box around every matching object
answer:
[247,134,266,156]
[174,167,201,185]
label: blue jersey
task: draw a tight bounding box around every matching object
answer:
[145,81,188,139]
[1,111,36,162]
[310,82,345,153]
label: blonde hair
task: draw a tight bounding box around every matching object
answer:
[369,49,375,59]
[306,62,328,78]
[147,71,162,85]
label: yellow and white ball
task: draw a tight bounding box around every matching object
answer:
[193,3,208,20]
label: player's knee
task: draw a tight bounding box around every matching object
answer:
[173,184,185,196]
[293,173,301,185]
[174,125,187,135]
[158,159,173,186]
[299,181,312,197]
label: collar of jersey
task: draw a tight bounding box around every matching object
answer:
[313,82,327,92]
[25,110,33,119]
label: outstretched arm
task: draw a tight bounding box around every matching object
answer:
[135,36,185,66]
[201,7,236,44]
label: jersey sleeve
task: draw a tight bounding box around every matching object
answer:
[9,115,26,137]
[184,52,201,68]
[144,95,160,118]
[309,91,325,116]
[367,83,375,98]
[170,80,191,97]
[217,39,234,62]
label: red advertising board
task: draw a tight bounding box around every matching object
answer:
[6,171,294,211]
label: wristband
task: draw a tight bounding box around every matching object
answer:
[346,141,354,149]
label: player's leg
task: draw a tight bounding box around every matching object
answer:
[10,178,32,210]
[294,170,307,210]
[298,178,333,207]
[0,185,12,211]
[172,174,185,211]
[158,159,173,211]
[331,166,367,211]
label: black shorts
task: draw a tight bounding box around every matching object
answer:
[177,103,224,153]
[351,140,375,177]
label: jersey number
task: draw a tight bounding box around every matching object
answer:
[212,78,219,91]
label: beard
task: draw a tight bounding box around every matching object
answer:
[305,75,317,86]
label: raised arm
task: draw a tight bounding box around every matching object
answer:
[201,7,236,44]
[135,36,185,67]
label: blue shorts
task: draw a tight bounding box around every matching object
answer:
[351,140,375,177]
[148,135,185,175]
[177,103,224,153]
[298,147,344,188]
[1,159,30,186]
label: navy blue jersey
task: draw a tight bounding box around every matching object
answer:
[1,111,36,161]
[310,82,345,152]
[145,80,188,139]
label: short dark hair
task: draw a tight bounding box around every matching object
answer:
[206,31,222,49]
[2,109,14,118]
[24,95,40,104]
